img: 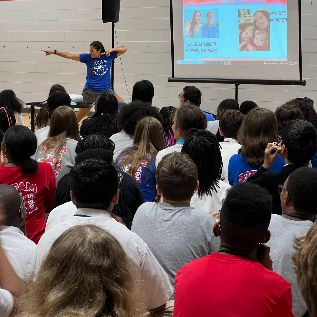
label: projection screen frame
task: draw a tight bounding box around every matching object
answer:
[169,0,304,87]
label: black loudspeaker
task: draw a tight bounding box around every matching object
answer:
[102,0,121,23]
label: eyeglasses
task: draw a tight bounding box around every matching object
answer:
[278,185,287,195]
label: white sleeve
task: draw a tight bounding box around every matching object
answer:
[140,246,173,310]
[0,289,14,317]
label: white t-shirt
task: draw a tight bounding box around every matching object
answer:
[190,180,230,213]
[219,138,241,184]
[0,226,36,281]
[268,214,313,317]
[110,131,133,161]
[35,126,50,146]
[35,207,173,310]
[155,143,183,167]
[206,120,219,135]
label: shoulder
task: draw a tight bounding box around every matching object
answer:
[79,53,90,63]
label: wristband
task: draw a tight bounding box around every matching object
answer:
[54,50,57,54]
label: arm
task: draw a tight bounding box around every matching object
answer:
[42,49,80,61]
[108,46,127,57]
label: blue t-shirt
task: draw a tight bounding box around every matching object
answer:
[204,111,215,122]
[79,52,118,92]
[228,153,285,185]
[202,24,219,38]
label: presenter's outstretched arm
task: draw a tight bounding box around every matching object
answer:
[42,49,80,61]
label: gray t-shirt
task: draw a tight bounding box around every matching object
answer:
[268,214,313,317]
[132,202,219,291]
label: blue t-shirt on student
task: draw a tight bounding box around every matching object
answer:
[80,52,118,92]
[228,153,285,185]
[204,111,215,122]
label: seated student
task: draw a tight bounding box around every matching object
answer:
[34,106,79,183]
[178,86,215,122]
[268,167,317,317]
[208,98,240,137]
[0,89,24,126]
[0,126,56,243]
[132,79,154,105]
[17,225,142,317]
[132,152,218,288]
[248,120,317,214]
[52,135,144,229]
[0,107,15,134]
[239,100,258,115]
[35,159,172,314]
[0,185,36,282]
[156,104,207,166]
[228,108,284,185]
[80,92,119,138]
[110,101,162,160]
[35,91,71,145]
[181,129,230,213]
[173,183,293,317]
[218,109,244,183]
[294,223,317,317]
[115,116,165,202]
[160,106,177,147]
[275,102,303,134]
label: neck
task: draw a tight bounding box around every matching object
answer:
[162,198,191,206]
[282,207,315,221]
[218,243,257,261]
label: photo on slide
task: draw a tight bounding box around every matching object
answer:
[239,9,270,51]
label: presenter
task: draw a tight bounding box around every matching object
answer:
[43,41,127,122]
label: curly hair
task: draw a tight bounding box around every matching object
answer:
[16,225,142,317]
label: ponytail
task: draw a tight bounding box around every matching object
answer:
[20,158,38,174]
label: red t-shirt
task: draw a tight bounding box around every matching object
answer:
[173,253,294,317]
[0,163,56,243]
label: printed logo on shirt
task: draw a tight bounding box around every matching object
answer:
[92,60,108,76]
[11,181,38,215]
[238,170,257,183]
[134,160,148,184]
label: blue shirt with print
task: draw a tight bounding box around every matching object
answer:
[80,52,117,92]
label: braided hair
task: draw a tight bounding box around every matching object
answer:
[182,129,222,197]
[159,106,176,147]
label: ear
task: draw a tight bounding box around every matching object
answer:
[70,191,77,206]
[195,180,199,192]
[219,127,224,137]
[112,189,120,205]
[213,221,221,237]
[156,184,161,196]
[262,229,271,244]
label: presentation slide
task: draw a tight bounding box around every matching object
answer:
[172,0,301,81]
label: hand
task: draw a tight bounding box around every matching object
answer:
[42,49,54,56]
[256,244,273,270]
[263,142,281,169]
[102,49,112,57]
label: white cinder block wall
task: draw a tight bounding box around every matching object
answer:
[0,0,316,113]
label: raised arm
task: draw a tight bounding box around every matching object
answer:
[109,46,127,57]
[42,49,80,61]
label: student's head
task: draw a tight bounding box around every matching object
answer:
[292,97,317,129]
[157,152,198,202]
[48,84,67,97]
[294,223,317,317]
[182,129,222,197]
[0,107,16,133]
[275,102,303,133]
[134,116,165,153]
[48,106,80,140]
[94,92,118,115]
[220,183,272,252]
[18,225,139,317]
[254,29,268,47]
[281,120,317,166]
[179,86,202,107]
[75,148,113,165]
[75,134,115,154]
[90,40,105,58]
[47,91,71,117]
[173,104,207,140]
[253,10,270,31]
[0,185,24,231]
[206,11,214,25]
[69,159,118,210]
[238,107,279,166]
[118,101,162,136]
[2,126,38,173]
[0,89,23,113]
[217,98,239,118]
[280,167,317,217]
[132,80,154,105]
[219,109,244,139]
[239,100,258,115]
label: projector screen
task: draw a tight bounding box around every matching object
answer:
[171,0,302,82]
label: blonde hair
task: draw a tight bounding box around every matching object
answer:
[17,225,142,317]
[294,223,317,317]
[121,116,165,176]
[41,106,80,168]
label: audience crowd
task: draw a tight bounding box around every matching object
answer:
[0,80,317,317]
